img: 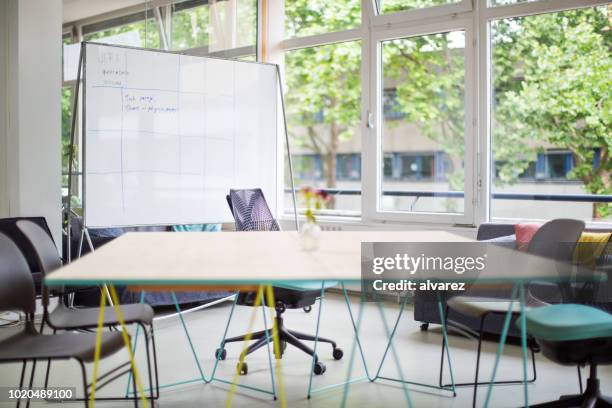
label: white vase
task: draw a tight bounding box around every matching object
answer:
[300,222,321,251]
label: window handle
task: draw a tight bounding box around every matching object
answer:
[367,110,374,129]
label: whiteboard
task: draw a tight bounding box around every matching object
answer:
[83,42,278,227]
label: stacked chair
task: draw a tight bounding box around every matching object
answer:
[0,232,139,407]
[13,220,159,404]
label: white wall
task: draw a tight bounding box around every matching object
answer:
[0,1,8,217]
[1,0,62,246]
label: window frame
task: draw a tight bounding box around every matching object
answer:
[363,18,477,224]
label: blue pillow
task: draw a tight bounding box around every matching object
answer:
[172,224,221,232]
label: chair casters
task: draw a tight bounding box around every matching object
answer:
[528,338,541,353]
[420,323,429,331]
[303,306,312,313]
[313,361,326,375]
[237,362,248,375]
[332,347,344,360]
[215,348,227,360]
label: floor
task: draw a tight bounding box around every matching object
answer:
[0,293,610,407]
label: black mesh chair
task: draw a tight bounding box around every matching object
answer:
[15,220,159,402]
[0,232,138,408]
[216,189,342,376]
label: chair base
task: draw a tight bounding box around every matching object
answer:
[217,302,343,375]
[530,365,612,408]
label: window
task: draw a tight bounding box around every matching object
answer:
[171,0,257,52]
[337,154,361,181]
[285,0,361,38]
[171,1,209,50]
[61,87,74,191]
[83,11,161,49]
[379,30,468,216]
[284,41,362,214]
[490,6,611,222]
[376,0,461,14]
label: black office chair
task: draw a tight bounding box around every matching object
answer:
[15,220,159,402]
[215,189,342,375]
[526,304,612,407]
[441,218,585,407]
[0,232,138,408]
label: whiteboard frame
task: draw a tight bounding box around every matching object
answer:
[74,41,297,229]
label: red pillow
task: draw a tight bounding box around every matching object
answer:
[514,223,541,251]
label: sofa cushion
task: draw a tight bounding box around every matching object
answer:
[514,223,541,251]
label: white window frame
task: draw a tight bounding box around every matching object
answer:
[363,17,477,225]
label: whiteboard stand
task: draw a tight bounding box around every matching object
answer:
[65,42,114,307]
[276,65,299,231]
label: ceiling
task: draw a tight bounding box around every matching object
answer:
[63,0,149,24]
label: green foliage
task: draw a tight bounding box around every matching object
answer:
[61,87,74,179]
[285,2,611,218]
[171,0,256,50]
[285,41,361,187]
[492,7,611,217]
[84,18,161,48]
[172,5,210,50]
[285,0,360,37]
[381,0,457,13]
[383,33,466,190]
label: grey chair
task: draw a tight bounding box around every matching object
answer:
[440,218,585,408]
[15,220,158,402]
[0,232,138,408]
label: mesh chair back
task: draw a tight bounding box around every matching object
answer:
[0,233,36,314]
[528,219,585,261]
[227,189,280,232]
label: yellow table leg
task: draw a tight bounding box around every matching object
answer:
[226,286,264,407]
[108,286,149,408]
[89,288,107,406]
[265,285,286,408]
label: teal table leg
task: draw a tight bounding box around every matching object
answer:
[207,292,238,382]
[341,284,372,381]
[483,284,519,407]
[437,293,457,396]
[170,291,207,382]
[519,283,529,407]
[307,283,370,398]
[374,295,413,408]
[307,281,326,398]
[206,292,277,398]
[370,291,452,398]
[340,286,366,408]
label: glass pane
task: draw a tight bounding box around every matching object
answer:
[489,0,535,7]
[61,86,73,189]
[61,86,80,207]
[284,41,362,214]
[171,0,256,51]
[285,0,360,38]
[378,0,460,14]
[380,31,466,214]
[491,6,611,222]
[84,17,160,49]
